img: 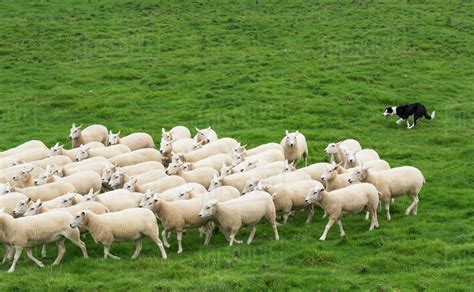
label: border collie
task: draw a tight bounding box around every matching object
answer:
[383,103,435,129]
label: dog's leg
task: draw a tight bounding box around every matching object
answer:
[406,119,413,129]
[396,118,403,125]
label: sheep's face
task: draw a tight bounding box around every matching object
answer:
[283,160,295,172]
[321,166,337,183]
[83,192,97,202]
[1,183,12,195]
[254,181,266,191]
[165,162,181,175]
[70,211,86,229]
[108,171,124,189]
[231,144,246,155]
[12,198,31,217]
[139,191,155,208]
[348,167,368,184]
[48,143,63,157]
[345,150,357,164]
[101,166,116,183]
[161,128,172,141]
[8,158,21,167]
[52,165,63,176]
[181,163,192,172]
[108,132,120,145]
[195,127,214,144]
[220,164,232,177]
[232,153,243,164]
[285,130,298,148]
[208,175,222,191]
[24,200,41,216]
[58,193,76,208]
[324,143,338,154]
[12,166,34,182]
[143,198,158,211]
[34,172,50,186]
[198,200,218,218]
[305,187,324,204]
[192,140,204,150]
[159,140,172,155]
[75,145,90,162]
[123,178,137,192]
[242,177,259,194]
[69,124,82,140]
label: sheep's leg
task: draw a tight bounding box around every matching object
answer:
[322,212,327,219]
[365,211,370,221]
[2,244,11,264]
[26,247,44,268]
[162,230,171,248]
[370,207,379,230]
[282,213,289,224]
[272,224,280,241]
[176,231,183,254]
[319,218,336,241]
[247,225,257,245]
[131,239,142,259]
[306,206,314,224]
[405,195,419,215]
[228,231,236,247]
[145,228,167,259]
[412,195,419,215]
[203,227,213,246]
[336,220,345,237]
[7,247,23,273]
[385,201,391,221]
[41,244,47,258]
[65,231,88,259]
[104,245,120,260]
[53,239,66,266]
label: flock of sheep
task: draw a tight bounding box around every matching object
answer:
[0,124,425,273]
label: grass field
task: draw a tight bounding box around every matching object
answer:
[0,0,473,290]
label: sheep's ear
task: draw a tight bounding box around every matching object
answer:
[285,130,289,137]
[25,165,34,173]
[72,123,76,128]
[362,164,371,171]
[26,197,31,203]
[37,200,43,207]
[335,161,343,168]
[59,144,64,149]
[295,130,299,135]
[242,144,247,148]
[109,130,113,135]
[161,128,165,134]
[195,127,200,132]
[78,124,83,128]
[54,142,59,147]
[117,130,121,135]
[272,193,278,200]
[207,126,211,130]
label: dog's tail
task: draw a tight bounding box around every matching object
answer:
[424,111,435,120]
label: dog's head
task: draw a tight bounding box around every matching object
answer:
[383,107,395,119]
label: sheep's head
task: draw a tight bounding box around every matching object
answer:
[232,152,244,165]
[161,128,173,141]
[123,177,138,192]
[165,161,182,175]
[321,162,341,183]
[12,165,34,183]
[70,208,89,229]
[285,130,299,148]
[345,149,357,164]
[231,143,246,155]
[24,199,42,216]
[198,199,218,218]
[177,186,196,200]
[180,162,192,172]
[108,130,120,145]
[49,143,64,157]
[283,160,296,172]
[254,180,266,191]
[348,164,370,184]
[192,140,204,150]
[57,192,78,208]
[208,175,223,191]
[195,127,213,143]
[83,189,99,201]
[34,166,53,186]
[8,158,23,167]
[220,163,233,177]
[242,177,259,194]
[75,144,90,162]
[139,190,155,208]
[101,164,116,184]
[12,198,31,217]
[1,182,13,195]
[69,123,82,140]
[305,186,325,205]
[108,170,125,189]
[159,139,172,155]
[324,143,338,154]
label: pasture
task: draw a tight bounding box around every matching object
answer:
[0,0,473,290]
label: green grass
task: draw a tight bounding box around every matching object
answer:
[0,0,473,290]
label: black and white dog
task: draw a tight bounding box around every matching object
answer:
[383,103,435,129]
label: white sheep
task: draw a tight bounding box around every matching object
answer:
[320,163,353,191]
[75,144,130,162]
[50,171,101,195]
[176,138,238,162]
[62,156,109,171]
[0,210,88,273]
[0,140,47,157]
[0,192,28,215]
[101,161,164,185]
[57,161,113,178]
[11,165,44,188]
[108,148,163,167]
[165,161,218,189]
[161,126,191,141]
[336,159,390,173]
[280,130,308,166]
[48,142,105,161]
[181,153,233,172]
[297,162,334,183]
[231,157,268,173]
[107,131,155,150]
[305,183,380,240]
[69,123,108,148]
[29,155,72,169]
[0,148,49,169]
[14,181,77,201]
[82,189,143,212]
[154,183,208,202]
[256,180,323,224]
[109,169,166,189]
[198,190,279,246]
[194,127,218,145]
[70,208,167,260]
[232,142,283,157]
[349,165,425,220]
[159,138,195,160]
[232,149,285,169]
[124,175,186,193]
[242,171,311,194]
[178,185,238,201]
[24,199,109,217]
[344,148,380,168]
[324,139,362,164]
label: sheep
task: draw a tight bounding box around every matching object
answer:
[0,183,13,195]
[231,157,268,173]
[305,183,380,240]
[70,208,167,260]
[24,199,109,218]
[181,153,233,172]
[348,165,425,220]
[161,126,191,141]
[69,123,108,148]
[57,161,113,177]
[36,192,83,210]
[324,139,362,164]
[29,155,73,169]
[165,161,218,189]
[0,192,28,215]
[256,180,323,224]
[176,138,239,162]
[124,175,186,193]
[296,162,333,183]
[159,138,195,161]
[107,131,155,150]
[108,148,163,167]
[75,144,130,162]
[320,163,353,191]
[10,165,45,188]
[232,149,285,171]
[50,171,101,195]
[143,187,239,253]
[48,142,105,161]
[178,185,238,201]
[232,142,283,157]
[62,156,109,171]
[242,171,311,194]
[280,130,308,166]
[154,183,208,202]
[82,189,143,212]
[198,190,279,246]
[194,127,218,145]
[344,148,380,168]
[0,210,88,273]
[101,161,164,185]
[0,148,49,169]
[14,181,76,202]
[0,140,47,157]
[336,159,390,173]
[109,169,166,189]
